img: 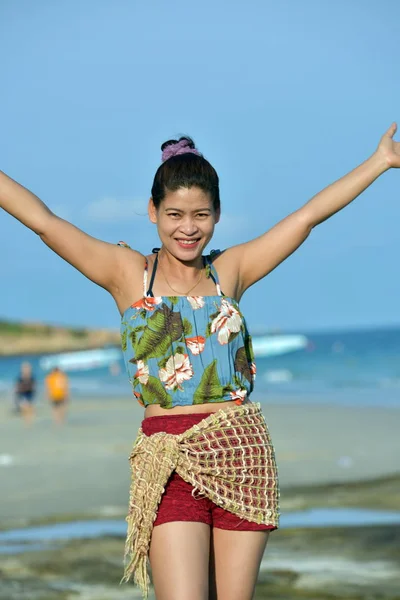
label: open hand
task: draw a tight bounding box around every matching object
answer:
[377,123,400,168]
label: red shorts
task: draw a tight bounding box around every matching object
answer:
[142,412,277,531]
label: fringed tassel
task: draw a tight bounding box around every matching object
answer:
[121,515,150,593]
[121,515,150,597]
[121,431,181,599]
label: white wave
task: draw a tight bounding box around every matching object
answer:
[264,369,293,383]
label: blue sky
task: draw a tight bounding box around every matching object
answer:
[1,0,399,333]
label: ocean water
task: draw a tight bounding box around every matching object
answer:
[1,326,400,408]
[2,508,400,554]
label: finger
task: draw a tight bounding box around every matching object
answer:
[384,122,397,138]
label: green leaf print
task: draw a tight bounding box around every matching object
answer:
[141,376,173,408]
[234,346,252,383]
[233,374,244,389]
[121,330,127,352]
[128,324,146,352]
[205,311,219,339]
[246,333,255,363]
[169,296,179,305]
[193,359,223,404]
[134,304,184,361]
[129,329,138,350]
[157,355,170,369]
[222,384,234,394]
[228,330,241,344]
[183,318,193,337]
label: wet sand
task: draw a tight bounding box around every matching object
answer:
[1,394,399,526]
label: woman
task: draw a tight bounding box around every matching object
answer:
[1,126,399,600]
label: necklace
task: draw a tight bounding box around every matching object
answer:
[158,251,204,295]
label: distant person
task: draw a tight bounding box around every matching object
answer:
[45,367,69,426]
[1,126,400,598]
[14,361,36,426]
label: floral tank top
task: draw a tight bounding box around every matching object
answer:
[120,247,256,408]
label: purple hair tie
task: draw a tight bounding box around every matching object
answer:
[162,139,201,162]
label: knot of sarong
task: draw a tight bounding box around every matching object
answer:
[122,429,183,597]
[144,431,181,468]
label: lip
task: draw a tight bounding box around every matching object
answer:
[175,238,200,249]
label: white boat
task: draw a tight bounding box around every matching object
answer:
[40,348,121,372]
[252,334,308,357]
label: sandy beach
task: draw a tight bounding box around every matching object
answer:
[1,394,399,525]
[1,394,400,599]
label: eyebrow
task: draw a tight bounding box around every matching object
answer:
[165,207,212,213]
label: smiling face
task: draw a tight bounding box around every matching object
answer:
[149,186,220,262]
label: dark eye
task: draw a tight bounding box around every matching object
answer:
[197,213,209,218]
[169,213,180,218]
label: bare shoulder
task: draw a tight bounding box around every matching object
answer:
[210,246,242,266]
[111,243,146,313]
[115,242,145,272]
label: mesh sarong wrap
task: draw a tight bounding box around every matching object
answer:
[122,402,279,597]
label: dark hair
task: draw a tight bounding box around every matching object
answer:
[151,136,220,212]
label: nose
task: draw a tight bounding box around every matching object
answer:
[179,216,198,236]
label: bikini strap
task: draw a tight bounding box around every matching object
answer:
[143,258,149,296]
[207,249,224,297]
[146,254,159,297]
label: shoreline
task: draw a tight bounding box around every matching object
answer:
[0,318,120,356]
[0,342,120,358]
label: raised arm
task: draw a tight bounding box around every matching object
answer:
[228,123,399,295]
[0,170,140,292]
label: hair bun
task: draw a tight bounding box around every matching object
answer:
[161,136,201,162]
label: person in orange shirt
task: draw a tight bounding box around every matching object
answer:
[45,367,69,426]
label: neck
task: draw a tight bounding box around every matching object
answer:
[157,247,205,295]
[159,247,204,274]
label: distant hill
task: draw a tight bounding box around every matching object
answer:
[0,319,120,356]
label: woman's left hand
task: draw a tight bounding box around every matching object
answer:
[376,122,400,169]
